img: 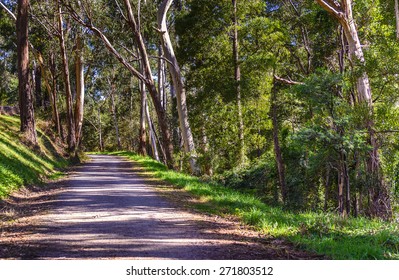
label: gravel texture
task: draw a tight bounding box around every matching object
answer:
[0,155,324,260]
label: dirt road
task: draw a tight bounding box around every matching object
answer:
[0,155,322,259]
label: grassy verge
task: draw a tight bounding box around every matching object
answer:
[107,151,399,260]
[0,115,68,198]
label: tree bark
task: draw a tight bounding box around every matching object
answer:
[110,82,121,150]
[200,117,213,176]
[157,0,200,175]
[34,62,43,108]
[98,107,103,151]
[271,79,287,203]
[139,77,147,156]
[338,150,350,217]
[158,46,167,111]
[57,1,76,154]
[145,99,160,161]
[49,52,62,137]
[16,0,37,145]
[74,33,85,149]
[232,0,246,167]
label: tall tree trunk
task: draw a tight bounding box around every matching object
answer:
[157,0,200,175]
[138,63,147,156]
[324,164,331,212]
[98,107,103,151]
[34,61,42,108]
[16,0,37,145]
[124,0,174,168]
[110,83,121,150]
[50,52,62,137]
[271,80,287,203]
[74,34,85,149]
[395,0,399,40]
[316,0,391,219]
[338,150,350,217]
[158,46,167,111]
[66,0,174,167]
[57,1,76,154]
[232,0,245,167]
[201,119,213,176]
[145,99,160,161]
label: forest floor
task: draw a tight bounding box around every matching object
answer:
[0,155,324,260]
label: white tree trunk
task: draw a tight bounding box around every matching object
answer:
[316,0,391,218]
[157,0,200,175]
[74,34,85,148]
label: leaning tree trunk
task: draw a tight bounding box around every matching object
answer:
[16,0,37,145]
[65,0,174,167]
[57,1,76,154]
[316,0,391,219]
[124,0,174,169]
[158,0,200,175]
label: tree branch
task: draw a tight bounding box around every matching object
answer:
[0,2,17,21]
[62,0,146,82]
[274,75,304,85]
[315,0,342,18]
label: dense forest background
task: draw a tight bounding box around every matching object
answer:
[2,0,399,220]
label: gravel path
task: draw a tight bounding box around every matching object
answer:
[1,155,323,260]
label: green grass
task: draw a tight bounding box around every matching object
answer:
[109,151,399,260]
[0,115,68,198]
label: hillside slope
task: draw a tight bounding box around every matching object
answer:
[0,115,68,198]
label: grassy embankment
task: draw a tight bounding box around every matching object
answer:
[109,151,399,260]
[0,115,68,198]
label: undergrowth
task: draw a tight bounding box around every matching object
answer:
[0,115,68,198]
[109,151,399,260]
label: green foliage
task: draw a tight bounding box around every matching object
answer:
[0,115,68,198]
[0,8,18,105]
[113,151,399,259]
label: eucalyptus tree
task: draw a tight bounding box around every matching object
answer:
[62,0,176,168]
[56,0,76,153]
[315,0,392,218]
[157,0,200,174]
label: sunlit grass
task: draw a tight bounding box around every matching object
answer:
[110,151,399,260]
[0,115,68,198]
